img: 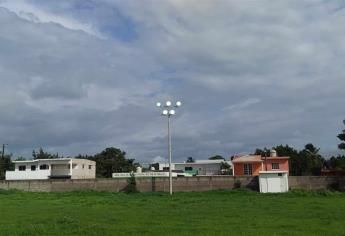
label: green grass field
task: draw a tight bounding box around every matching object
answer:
[0,189,344,236]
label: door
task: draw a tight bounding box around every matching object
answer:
[267,176,281,193]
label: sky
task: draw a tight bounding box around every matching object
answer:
[0,0,344,163]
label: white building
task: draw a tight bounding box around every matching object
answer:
[5,158,96,180]
[259,171,289,193]
[158,159,232,176]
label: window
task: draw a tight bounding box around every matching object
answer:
[40,164,49,170]
[89,165,92,170]
[82,164,85,169]
[31,165,36,171]
[272,163,280,170]
[185,167,193,171]
[278,173,283,176]
[19,166,26,171]
[163,167,169,171]
[243,164,252,175]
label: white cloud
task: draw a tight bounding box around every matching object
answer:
[223,98,261,111]
[0,0,344,161]
[0,0,102,37]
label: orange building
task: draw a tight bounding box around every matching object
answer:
[232,150,289,176]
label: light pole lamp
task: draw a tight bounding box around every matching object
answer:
[156,100,182,195]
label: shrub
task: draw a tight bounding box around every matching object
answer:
[122,173,139,194]
[234,179,241,189]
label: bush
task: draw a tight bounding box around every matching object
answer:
[234,179,241,189]
[122,173,139,194]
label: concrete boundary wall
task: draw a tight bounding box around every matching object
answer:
[0,176,344,192]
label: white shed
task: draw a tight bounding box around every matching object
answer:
[259,171,289,193]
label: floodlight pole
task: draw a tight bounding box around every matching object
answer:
[156,100,181,196]
[168,115,172,195]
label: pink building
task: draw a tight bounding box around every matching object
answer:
[232,150,289,176]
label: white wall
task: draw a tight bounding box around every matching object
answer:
[70,159,96,179]
[6,159,96,180]
[158,163,175,171]
[6,169,50,180]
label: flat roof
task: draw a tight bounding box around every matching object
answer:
[259,171,288,174]
[160,160,231,165]
[12,158,91,163]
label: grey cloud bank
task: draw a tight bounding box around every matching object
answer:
[0,0,344,162]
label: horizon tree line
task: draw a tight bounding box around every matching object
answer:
[0,119,344,179]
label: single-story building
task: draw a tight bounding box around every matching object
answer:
[259,171,289,193]
[158,159,232,176]
[5,158,96,180]
[232,150,289,176]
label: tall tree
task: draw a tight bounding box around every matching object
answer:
[338,119,345,150]
[80,147,136,178]
[300,143,324,175]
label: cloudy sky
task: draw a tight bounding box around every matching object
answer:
[0,0,344,162]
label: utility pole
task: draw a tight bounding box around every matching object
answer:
[1,144,5,159]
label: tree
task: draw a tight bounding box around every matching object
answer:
[14,156,26,161]
[208,155,225,160]
[122,172,138,194]
[32,148,61,159]
[272,145,301,176]
[254,148,270,157]
[220,161,231,175]
[0,154,14,180]
[254,144,324,176]
[300,143,324,175]
[328,156,345,170]
[186,157,195,163]
[338,120,345,150]
[81,147,136,178]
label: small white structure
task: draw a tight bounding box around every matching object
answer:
[158,159,232,176]
[6,158,96,180]
[259,171,289,193]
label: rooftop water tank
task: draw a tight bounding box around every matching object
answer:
[136,166,142,173]
[270,149,277,157]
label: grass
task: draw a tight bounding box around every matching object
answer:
[0,189,344,236]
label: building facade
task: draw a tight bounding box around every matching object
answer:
[232,150,289,176]
[6,158,96,180]
[158,159,232,176]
